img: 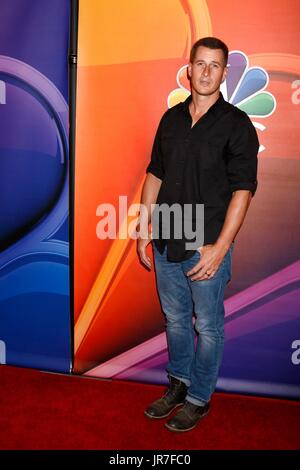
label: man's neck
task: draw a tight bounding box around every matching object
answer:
[189,90,220,115]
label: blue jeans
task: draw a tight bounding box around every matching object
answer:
[153,242,233,406]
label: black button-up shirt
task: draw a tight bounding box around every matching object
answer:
[146,92,259,262]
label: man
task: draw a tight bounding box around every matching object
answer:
[137,37,259,432]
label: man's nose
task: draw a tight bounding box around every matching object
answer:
[202,65,209,76]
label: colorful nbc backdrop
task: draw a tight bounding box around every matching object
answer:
[74,0,300,398]
[0,0,71,372]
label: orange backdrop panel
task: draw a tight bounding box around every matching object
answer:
[74,0,300,374]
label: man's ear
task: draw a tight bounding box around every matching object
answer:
[221,66,228,83]
[187,63,192,80]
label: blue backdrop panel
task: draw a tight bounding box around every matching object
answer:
[0,0,71,372]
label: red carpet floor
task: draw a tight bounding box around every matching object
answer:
[0,365,299,450]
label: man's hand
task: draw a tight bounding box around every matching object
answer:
[137,236,152,270]
[186,244,228,281]
[186,190,252,280]
[137,172,162,271]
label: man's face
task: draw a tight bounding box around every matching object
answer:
[188,46,227,96]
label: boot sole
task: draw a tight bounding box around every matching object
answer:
[164,409,210,432]
[144,402,184,420]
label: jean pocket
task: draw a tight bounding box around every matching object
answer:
[226,245,233,283]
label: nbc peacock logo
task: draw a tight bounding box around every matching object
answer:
[168,51,276,151]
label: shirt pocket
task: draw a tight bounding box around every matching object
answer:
[161,136,182,153]
[203,140,226,170]
[161,137,184,169]
[191,138,221,170]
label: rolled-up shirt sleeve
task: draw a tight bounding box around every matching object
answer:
[146,118,165,180]
[226,112,259,196]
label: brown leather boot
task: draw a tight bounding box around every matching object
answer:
[165,400,210,432]
[144,376,188,419]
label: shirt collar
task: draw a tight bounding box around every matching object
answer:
[180,91,226,117]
